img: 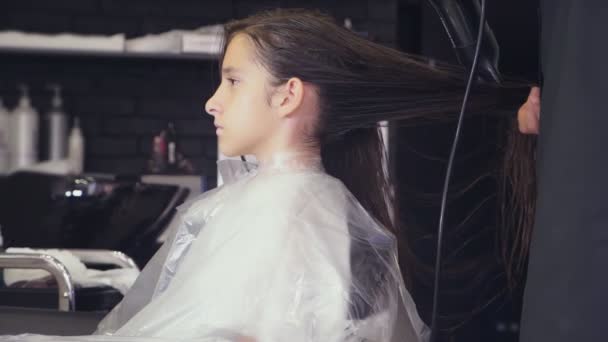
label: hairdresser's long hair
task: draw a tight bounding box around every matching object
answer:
[219,7,535,320]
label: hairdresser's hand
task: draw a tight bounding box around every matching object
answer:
[517,86,541,135]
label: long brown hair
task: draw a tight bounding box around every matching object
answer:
[220,8,534,294]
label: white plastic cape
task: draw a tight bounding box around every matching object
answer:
[1,154,429,342]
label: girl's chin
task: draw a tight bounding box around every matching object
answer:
[218,144,245,158]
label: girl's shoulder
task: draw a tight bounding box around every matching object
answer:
[250,171,349,211]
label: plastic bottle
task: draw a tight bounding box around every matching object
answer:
[0,224,4,285]
[0,98,10,174]
[166,122,178,172]
[46,84,68,161]
[68,117,85,174]
[12,84,39,170]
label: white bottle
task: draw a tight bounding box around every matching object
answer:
[0,98,10,174]
[0,224,4,285]
[68,117,85,174]
[46,84,68,161]
[12,85,39,170]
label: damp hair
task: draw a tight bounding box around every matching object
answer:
[218,7,536,326]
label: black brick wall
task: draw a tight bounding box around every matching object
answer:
[0,0,398,178]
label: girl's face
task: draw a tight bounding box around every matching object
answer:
[205,34,280,158]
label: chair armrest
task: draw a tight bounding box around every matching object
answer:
[66,249,139,271]
[0,253,75,311]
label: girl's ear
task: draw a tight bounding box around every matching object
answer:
[271,77,304,118]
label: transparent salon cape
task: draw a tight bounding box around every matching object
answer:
[2,157,429,342]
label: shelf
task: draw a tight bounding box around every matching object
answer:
[0,46,219,61]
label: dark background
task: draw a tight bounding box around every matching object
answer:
[0,1,540,341]
[0,0,401,184]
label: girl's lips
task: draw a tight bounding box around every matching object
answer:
[214,122,224,135]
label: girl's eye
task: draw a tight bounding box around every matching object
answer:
[227,78,240,86]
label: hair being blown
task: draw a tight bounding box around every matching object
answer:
[219,6,536,332]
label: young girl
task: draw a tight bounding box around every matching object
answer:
[2,8,527,342]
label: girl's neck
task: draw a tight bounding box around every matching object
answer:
[255,148,323,173]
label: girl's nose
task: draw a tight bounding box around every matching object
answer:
[205,96,221,117]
